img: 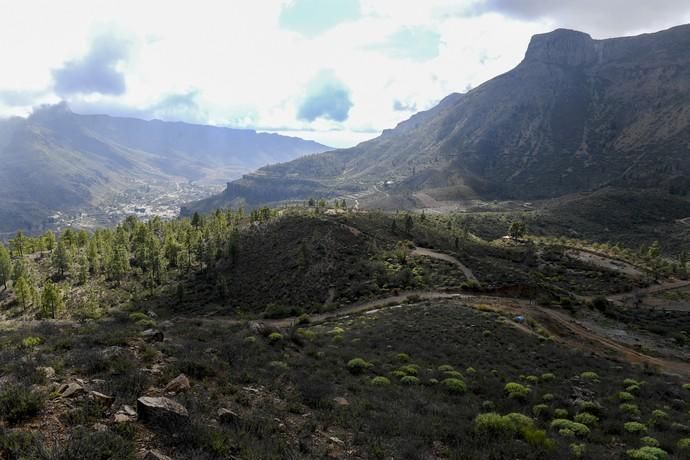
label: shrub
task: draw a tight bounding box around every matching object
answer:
[570,443,586,458]
[21,336,42,349]
[624,422,647,434]
[521,426,555,450]
[651,409,668,420]
[626,384,641,393]
[554,408,569,418]
[550,419,590,437]
[347,358,372,375]
[505,382,530,399]
[620,403,641,417]
[297,313,311,324]
[540,373,556,382]
[474,413,515,436]
[574,413,599,426]
[466,367,477,375]
[443,370,464,379]
[525,375,539,385]
[559,428,575,437]
[678,438,690,449]
[626,446,668,460]
[437,364,455,373]
[641,437,660,447]
[56,427,134,460]
[268,332,283,343]
[683,383,690,391]
[371,376,391,386]
[532,404,549,417]
[578,401,603,416]
[395,353,410,362]
[0,385,45,424]
[400,376,420,385]
[624,378,641,387]
[128,312,149,323]
[618,391,635,401]
[398,364,420,376]
[542,393,554,402]
[328,327,345,336]
[580,371,599,382]
[441,378,466,394]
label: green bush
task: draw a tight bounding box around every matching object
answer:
[268,332,283,343]
[678,438,690,449]
[580,371,599,382]
[20,336,42,349]
[437,364,455,373]
[550,419,590,437]
[574,412,599,426]
[400,376,420,385]
[128,312,149,323]
[626,384,641,393]
[624,378,641,387]
[521,426,555,450]
[474,413,515,436]
[532,404,549,417]
[620,403,641,417]
[347,358,372,375]
[443,370,464,379]
[371,376,391,386]
[0,385,45,424]
[683,383,690,391]
[542,393,555,402]
[505,382,530,399]
[570,443,586,458]
[641,437,660,447]
[398,364,420,376]
[441,378,466,394]
[618,391,635,401]
[395,353,410,362]
[626,446,668,460]
[554,408,569,418]
[466,367,477,375]
[623,422,647,434]
[540,373,556,382]
[650,409,667,421]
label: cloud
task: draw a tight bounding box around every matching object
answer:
[393,99,417,112]
[471,0,690,37]
[280,0,360,36]
[297,70,353,122]
[52,34,130,96]
[0,89,47,107]
[372,26,442,61]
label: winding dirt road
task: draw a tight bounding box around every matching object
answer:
[411,247,477,281]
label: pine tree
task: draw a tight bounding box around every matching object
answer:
[14,276,32,311]
[0,243,11,289]
[52,239,72,278]
[42,280,63,319]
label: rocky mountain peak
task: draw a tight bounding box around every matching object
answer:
[523,28,597,67]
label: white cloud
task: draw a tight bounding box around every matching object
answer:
[0,0,688,146]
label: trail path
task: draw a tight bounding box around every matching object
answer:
[411,247,477,281]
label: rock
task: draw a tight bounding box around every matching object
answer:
[141,329,164,343]
[89,391,115,407]
[217,408,241,426]
[137,396,189,429]
[146,310,158,319]
[122,405,137,416]
[333,397,349,407]
[248,321,266,335]
[58,382,84,398]
[38,366,56,379]
[114,413,133,423]
[92,422,108,432]
[143,450,172,460]
[329,436,345,446]
[164,374,191,393]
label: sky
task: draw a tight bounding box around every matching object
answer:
[1,0,689,148]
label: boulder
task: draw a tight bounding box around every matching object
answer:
[58,382,84,398]
[37,366,56,379]
[137,396,189,429]
[217,408,241,427]
[143,450,172,460]
[333,397,349,407]
[141,329,164,343]
[164,374,191,393]
[89,391,115,407]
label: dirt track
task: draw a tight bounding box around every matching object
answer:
[411,247,477,281]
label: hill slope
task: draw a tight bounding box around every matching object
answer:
[188,24,690,213]
[0,104,329,232]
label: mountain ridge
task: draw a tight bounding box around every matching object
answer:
[186,23,690,214]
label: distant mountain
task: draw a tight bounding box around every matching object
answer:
[187,24,690,214]
[0,104,329,232]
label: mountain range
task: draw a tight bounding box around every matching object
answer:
[0,104,328,232]
[186,24,690,214]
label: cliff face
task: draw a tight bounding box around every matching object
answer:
[187,24,690,212]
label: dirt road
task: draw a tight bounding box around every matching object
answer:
[411,247,477,281]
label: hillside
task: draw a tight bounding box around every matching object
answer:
[1,207,689,458]
[186,24,690,213]
[0,104,329,233]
